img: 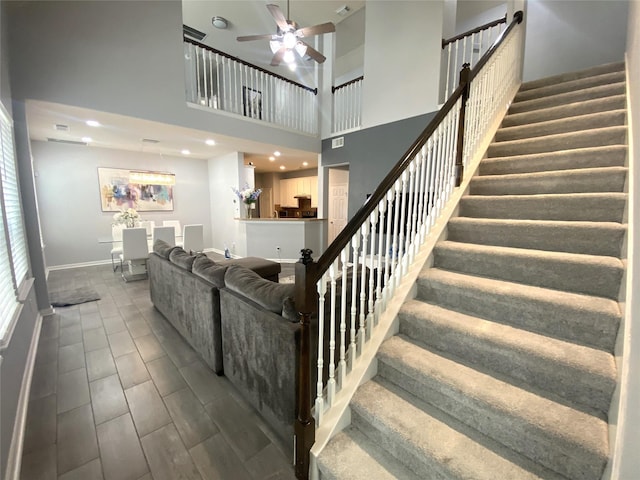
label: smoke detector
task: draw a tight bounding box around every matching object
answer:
[336,5,351,17]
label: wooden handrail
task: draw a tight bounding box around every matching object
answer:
[293,11,524,478]
[442,13,507,48]
[184,37,318,94]
[332,76,364,93]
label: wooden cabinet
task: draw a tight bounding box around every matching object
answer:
[279,176,318,207]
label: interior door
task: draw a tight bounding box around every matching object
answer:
[328,183,348,244]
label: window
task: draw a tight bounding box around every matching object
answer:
[0,103,30,339]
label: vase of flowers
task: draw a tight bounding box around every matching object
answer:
[232,184,262,219]
[112,208,140,228]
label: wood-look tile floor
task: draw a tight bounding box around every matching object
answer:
[20,261,297,480]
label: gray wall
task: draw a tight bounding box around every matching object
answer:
[0,2,41,478]
[523,0,629,82]
[6,0,319,155]
[31,141,212,267]
[321,111,437,220]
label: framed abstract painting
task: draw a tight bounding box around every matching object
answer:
[98,167,175,212]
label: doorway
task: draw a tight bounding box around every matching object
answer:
[327,166,349,245]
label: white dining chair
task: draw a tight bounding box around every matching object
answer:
[139,220,155,236]
[182,224,204,254]
[119,227,149,281]
[152,226,175,249]
[110,224,125,272]
[163,220,183,246]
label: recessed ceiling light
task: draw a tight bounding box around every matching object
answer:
[302,161,309,166]
[205,139,216,146]
[86,120,101,127]
[181,149,191,155]
[279,165,285,170]
[269,156,275,161]
[274,151,281,157]
[82,136,92,143]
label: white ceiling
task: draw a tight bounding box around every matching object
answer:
[26,1,367,174]
[26,100,319,173]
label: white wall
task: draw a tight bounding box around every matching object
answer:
[208,151,246,257]
[362,1,444,129]
[6,0,320,155]
[523,0,629,82]
[31,141,212,267]
[611,1,640,476]
[456,1,506,34]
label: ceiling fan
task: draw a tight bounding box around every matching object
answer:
[237,1,336,67]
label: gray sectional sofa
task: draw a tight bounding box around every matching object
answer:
[148,240,302,442]
[148,240,371,443]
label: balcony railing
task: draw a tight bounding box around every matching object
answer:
[184,38,319,135]
[332,76,363,133]
[294,11,525,479]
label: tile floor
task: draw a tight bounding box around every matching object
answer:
[20,258,297,480]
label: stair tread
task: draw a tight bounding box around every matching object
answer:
[352,379,567,480]
[377,336,609,463]
[436,239,623,271]
[514,71,625,102]
[480,145,627,175]
[495,110,626,142]
[490,125,626,148]
[503,95,626,127]
[420,267,620,319]
[318,428,420,480]
[449,216,625,230]
[510,82,626,114]
[400,299,616,394]
[520,62,624,91]
[472,165,627,182]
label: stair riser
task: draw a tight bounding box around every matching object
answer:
[433,246,623,299]
[398,311,616,413]
[470,169,627,196]
[479,146,628,176]
[509,83,626,115]
[487,127,627,158]
[447,221,625,257]
[502,96,627,128]
[416,277,619,351]
[520,62,624,91]
[377,361,606,480]
[495,111,626,142]
[349,404,451,480]
[459,195,626,222]
[514,72,625,103]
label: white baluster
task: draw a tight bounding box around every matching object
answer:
[327,261,337,407]
[349,235,359,360]
[314,275,327,425]
[338,247,348,384]
[375,199,385,322]
[405,160,416,267]
[366,210,376,338]
[382,189,394,307]
[358,223,368,352]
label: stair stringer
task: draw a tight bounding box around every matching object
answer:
[604,53,636,480]
[309,86,517,480]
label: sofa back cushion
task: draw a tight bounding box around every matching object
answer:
[192,254,227,288]
[224,265,296,321]
[153,239,177,259]
[169,247,196,271]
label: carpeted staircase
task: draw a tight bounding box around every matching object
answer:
[317,62,627,479]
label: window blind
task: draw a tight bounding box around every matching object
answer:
[0,104,28,338]
[0,106,29,287]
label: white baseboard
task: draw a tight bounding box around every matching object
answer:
[4,313,43,480]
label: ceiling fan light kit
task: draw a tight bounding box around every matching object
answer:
[236,1,335,67]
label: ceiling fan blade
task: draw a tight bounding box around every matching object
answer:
[237,33,275,42]
[266,4,291,32]
[299,41,326,64]
[296,22,336,38]
[270,46,286,66]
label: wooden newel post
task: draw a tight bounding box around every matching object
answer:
[294,249,317,479]
[455,62,471,187]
